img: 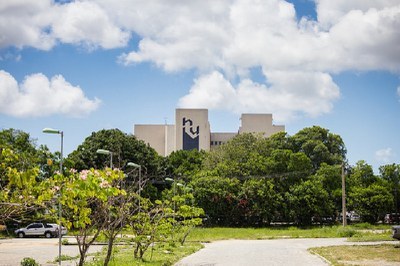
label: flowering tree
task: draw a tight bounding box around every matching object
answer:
[0,148,39,226]
[39,168,125,266]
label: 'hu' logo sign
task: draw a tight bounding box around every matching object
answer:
[182,117,199,150]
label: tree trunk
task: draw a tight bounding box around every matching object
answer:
[78,245,89,266]
[103,234,115,266]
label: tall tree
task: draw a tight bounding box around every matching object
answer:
[0,148,40,225]
[38,168,126,266]
[291,126,346,171]
[286,176,334,225]
[165,149,205,181]
[67,129,161,178]
[379,164,400,213]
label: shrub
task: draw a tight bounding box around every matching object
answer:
[20,257,39,266]
[337,227,358,237]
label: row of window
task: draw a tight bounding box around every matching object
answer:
[210,141,224,146]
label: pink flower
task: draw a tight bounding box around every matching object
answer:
[100,180,110,188]
[70,168,77,174]
[80,170,89,180]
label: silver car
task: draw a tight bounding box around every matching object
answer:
[15,223,67,238]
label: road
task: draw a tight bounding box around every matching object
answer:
[0,236,103,266]
[175,238,381,266]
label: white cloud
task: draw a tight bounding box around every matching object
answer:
[51,1,130,49]
[2,0,400,120]
[315,0,400,29]
[0,70,101,117]
[178,70,340,122]
[115,0,400,74]
[0,0,129,50]
[375,147,395,164]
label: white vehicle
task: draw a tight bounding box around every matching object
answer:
[15,223,67,238]
[48,223,68,236]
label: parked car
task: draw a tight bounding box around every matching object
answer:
[338,211,360,223]
[384,213,400,224]
[48,223,68,236]
[392,225,400,240]
[349,212,361,223]
[15,223,67,238]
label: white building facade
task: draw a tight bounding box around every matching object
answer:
[134,109,284,156]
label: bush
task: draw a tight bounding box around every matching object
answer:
[337,227,358,237]
[20,257,39,266]
[55,254,75,262]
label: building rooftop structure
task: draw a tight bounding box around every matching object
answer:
[134,109,284,156]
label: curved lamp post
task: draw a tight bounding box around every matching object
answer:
[127,162,141,210]
[165,177,183,240]
[96,149,113,168]
[42,128,63,266]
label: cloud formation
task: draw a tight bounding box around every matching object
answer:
[1,0,400,121]
[0,0,129,50]
[178,71,339,121]
[375,147,395,164]
[0,70,101,117]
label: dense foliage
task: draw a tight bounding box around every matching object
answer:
[1,126,398,249]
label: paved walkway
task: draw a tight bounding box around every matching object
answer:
[0,236,103,266]
[175,238,392,266]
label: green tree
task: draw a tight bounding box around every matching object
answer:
[349,183,393,223]
[286,176,334,225]
[161,183,204,244]
[165,149,205,181]
[191,176,241,226]
[38,168,125,266]
[291,126,346,171]
[67,129,161,178]
[314,163,342,213]
[347,161,378,188]
[239,178,280,225]
[203,133,262,178]
[379,164,400,213]
[130,198,173,260]
[0,148,40,226]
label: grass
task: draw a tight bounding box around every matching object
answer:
[186,224,394,242]
[310,244,400,266]
[84,224,394,265]
[86,242,203,266]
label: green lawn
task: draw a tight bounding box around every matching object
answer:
[186,224,393,242]
[81,224,395,265]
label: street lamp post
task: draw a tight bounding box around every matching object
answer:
[165,177,183,241]
[96,149,113,168]
[342,162,347,226]
[127,162,141,210]
[43,128,63,266]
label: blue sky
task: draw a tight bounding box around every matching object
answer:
[1,0,399,172]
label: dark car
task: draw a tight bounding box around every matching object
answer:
[384,213,400,224]
[392,226,400,240]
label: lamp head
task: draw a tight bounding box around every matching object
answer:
[96,149,111,155]
[127,162,140,168]
[43,128,61,134]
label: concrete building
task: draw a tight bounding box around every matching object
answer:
[134,109,284,156]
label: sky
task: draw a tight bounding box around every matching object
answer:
[0,0,399,173]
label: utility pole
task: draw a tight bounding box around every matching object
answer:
[342,162,347,226]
